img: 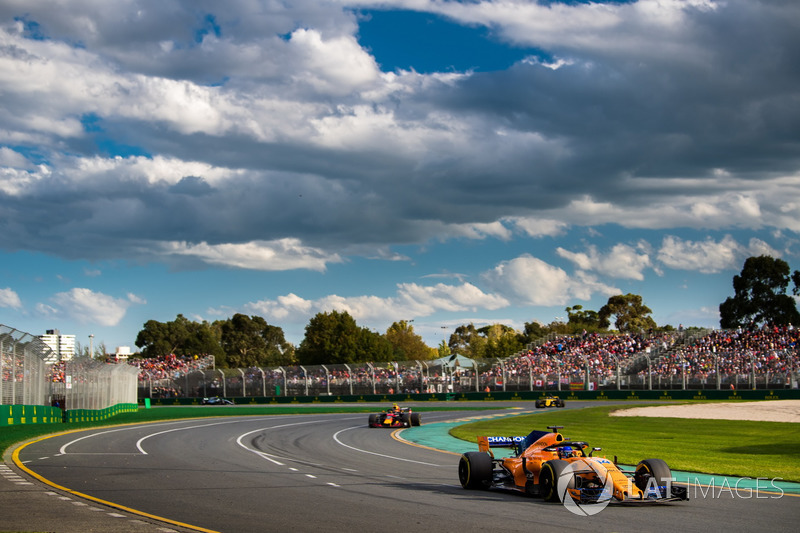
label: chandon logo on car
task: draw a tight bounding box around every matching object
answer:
[556,461,614,516]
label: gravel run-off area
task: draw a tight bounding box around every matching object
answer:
[609,400,800,423]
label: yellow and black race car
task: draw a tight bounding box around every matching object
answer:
[534,395,565,408]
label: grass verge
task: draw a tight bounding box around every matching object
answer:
[448,405,800,481]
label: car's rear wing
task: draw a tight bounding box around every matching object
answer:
[477,428,563,455]
[477,435,526,453]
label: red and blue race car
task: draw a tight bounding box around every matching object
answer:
[368,404,421,428]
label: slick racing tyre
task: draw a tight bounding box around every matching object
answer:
[535,401,544,408]
[458,452,493,490]
[634,458,672,498]
[410,412,421,426]
[368,414,378,427]
[539,459,569,502]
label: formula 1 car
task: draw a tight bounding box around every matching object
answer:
[368,405,421,428]
[458,425,687,504]
[535,396,565,408]
[201,396,234,405]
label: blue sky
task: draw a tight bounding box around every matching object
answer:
[1,0,798,353]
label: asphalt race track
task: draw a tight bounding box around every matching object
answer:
[14,405,799,533]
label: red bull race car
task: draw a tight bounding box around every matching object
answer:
[458,425,688,504]
[368,404,421,428]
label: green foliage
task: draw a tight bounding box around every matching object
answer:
[565,305,603,332]
[296,310,392,364]
[449,323,487,358]
[478,324,524,358]
[135,314,223,359]
[719,255,800,329]
[385,320,434,361]
[598,293,657,332]
[135,313,292,367]
[218,313,295,368]
[437,339,451,358]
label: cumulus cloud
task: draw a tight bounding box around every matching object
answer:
[0,287,22,309]
[481,255,619,306]
[657,235,779,273]
[556,242,653,280]
[159,239,342,272]
[44,288,143,326]
[0,1,798,346]
[236,282,508,325]
[509,218,569,238]
[0,0,796,267]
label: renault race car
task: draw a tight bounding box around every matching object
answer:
[534,396,565,408]
[368,405,421,428]
[458,425,688,504]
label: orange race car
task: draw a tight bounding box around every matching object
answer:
[458,425,688,504]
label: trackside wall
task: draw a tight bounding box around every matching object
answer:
[1,404,62,426]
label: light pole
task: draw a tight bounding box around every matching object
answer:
[88,334,94,358]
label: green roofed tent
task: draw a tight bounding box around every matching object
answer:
[430,353,475,369]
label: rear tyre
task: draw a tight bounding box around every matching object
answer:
[539,459,569,502]
[410,412,421,426]
[634,458,672,497]
[557,399,565,408]
[458,452,493,490]
[368,414,378,427]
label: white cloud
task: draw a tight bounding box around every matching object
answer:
[657,235,779,273]
[0,147,29,168]
[159,239,342,272]
[0,288,22,309]
[238,282,508,325]
[508,217,569,238]
[556,242,652,280]
[287,29,380,93]
[46,288,138,326]
[481,254,619,306]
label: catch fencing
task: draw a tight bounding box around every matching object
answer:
[137,355,800,400]
[0,325,52,406]
[51,357,139,411]
[2,323,138,415]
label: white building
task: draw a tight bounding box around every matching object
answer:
[39,329,76,363]
[114,346,132,361]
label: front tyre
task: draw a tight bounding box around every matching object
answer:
[410,412,421,426]
[458,452,493,490]
[539,459,569,502]
[368,414,378,427]
[634,458,672,498]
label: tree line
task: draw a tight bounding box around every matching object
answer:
[131,255,799,368]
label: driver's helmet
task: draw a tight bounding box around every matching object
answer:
[557,446,574,459]
[392,404,400,411]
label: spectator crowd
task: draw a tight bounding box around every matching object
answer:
[41,325,798,397]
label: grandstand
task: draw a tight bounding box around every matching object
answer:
[131,328,798,399]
